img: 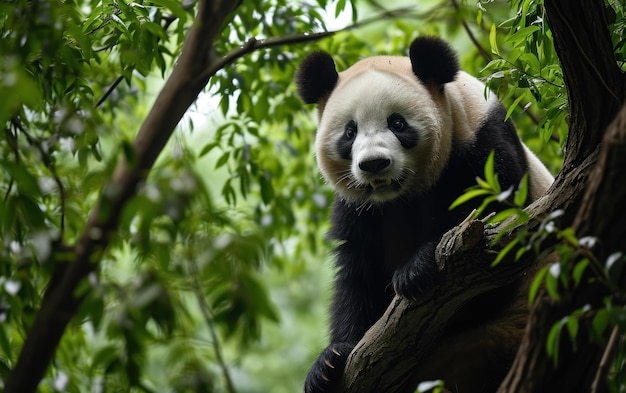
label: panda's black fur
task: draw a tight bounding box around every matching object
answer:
[296,36,553,393]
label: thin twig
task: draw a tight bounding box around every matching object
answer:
[451,0,491,62]
[194,5,430,84]
[591,324,621,393]
[95,76,123,108]
[186,258,237,393]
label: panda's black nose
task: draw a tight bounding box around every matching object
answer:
[359,158,391,173]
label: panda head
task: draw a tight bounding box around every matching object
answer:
[296,37,461,206]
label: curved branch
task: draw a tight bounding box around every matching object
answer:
[339,218,534,392]
[4,1,239,391]
[195,5,443,84]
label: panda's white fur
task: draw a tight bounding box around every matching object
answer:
[315,55,553,204]
[522,143,555,200]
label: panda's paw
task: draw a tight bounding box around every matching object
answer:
[392,260,438,299]
[304,342,354,393]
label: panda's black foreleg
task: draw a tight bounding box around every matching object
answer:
[392,240,440,299]
[304,342,355,393]
[304,239,385,393]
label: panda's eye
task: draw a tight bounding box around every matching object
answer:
[388,113,407,132]
[344,120,357,139]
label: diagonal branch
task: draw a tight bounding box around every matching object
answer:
[194,5,441,84]
[4,1,238,391]
[338,213,543,392]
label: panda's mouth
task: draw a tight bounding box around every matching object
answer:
[369,178,392,189]
[367,178,402,192]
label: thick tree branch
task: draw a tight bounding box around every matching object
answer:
[339,217,536,392]
[4,1,238,391]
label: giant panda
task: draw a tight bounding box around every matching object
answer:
[295,36,554,393]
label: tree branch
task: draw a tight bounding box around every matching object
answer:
[194,5,443,84]
[4,1,238,391]
[338,217,538,392]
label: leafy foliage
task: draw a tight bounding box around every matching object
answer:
[2,0,625,391]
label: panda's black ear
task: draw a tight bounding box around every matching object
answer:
[295,52,338,104]
[409,36,460,87]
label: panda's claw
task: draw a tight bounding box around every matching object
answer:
[304,342,354,393]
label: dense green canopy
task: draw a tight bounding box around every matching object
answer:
[1,0,625,392]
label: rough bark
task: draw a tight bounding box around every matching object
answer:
[339,219,529,392]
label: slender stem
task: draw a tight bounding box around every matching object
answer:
[95,76,123,108]
[591,325,620,393]
[186,258,237,393]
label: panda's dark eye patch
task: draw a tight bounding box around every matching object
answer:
[344,120,357,139]
[337,120,357,159]
[388,113,418,149]
[387,113,407,132]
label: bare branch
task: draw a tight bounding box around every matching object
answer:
[195,5,442,83]
[187,258,237,393]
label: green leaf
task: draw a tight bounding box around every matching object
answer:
[514,174,529,207]
[199,142,219,158]
[475,176,492,191]
[507,25,541,47]
[482,151,501,193]
[488,208,518,225]
[484,150,496,188]
[592,309,610,341]
[528,265,549,305]
[492,237,519,266]
[215,151,231,168]
[519,53,542,74]
[572,259,589,287]
[92,344,120,371]
[505,94,525,121]
[565,315,579,349]
[0,325,11,358]
[545,263,561,300]
[489,24,500,56]
[449,188,491,210]
[259,174,274,205]
[152,0,190,21]
[546,319,564,365]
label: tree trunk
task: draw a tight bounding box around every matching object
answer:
[545,0,624,169]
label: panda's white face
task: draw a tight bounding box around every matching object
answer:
[315,67,450,206]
